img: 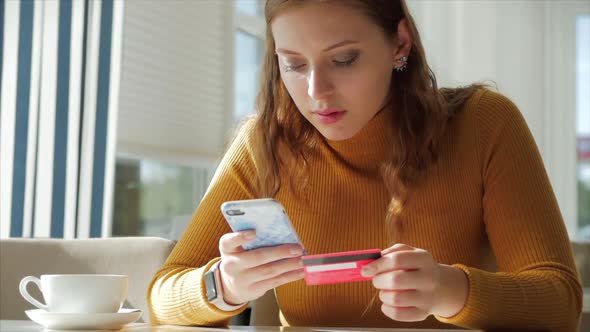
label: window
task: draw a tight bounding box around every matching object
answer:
[110,1,266,239]
[234,0,265,121]
[576,15,590,240]
[111,1,231,239]
[236,0,262,17]
[112,158,213,239]
[234,30,263,120]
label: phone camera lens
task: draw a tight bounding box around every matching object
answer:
[227,209,245,216]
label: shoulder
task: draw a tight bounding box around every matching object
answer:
[230,117,257,144]
[446,88,528,137]
[454,89,531,147]
[214,117,259,176]
[460,89,541,174]
[226,117,257,154]
[463,89,527,131]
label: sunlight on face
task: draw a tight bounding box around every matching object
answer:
[271,1,398,141]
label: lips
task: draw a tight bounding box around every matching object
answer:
[313,108,346,124]
[314,108,345,116]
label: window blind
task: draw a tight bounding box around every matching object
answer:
[117,0,232,162]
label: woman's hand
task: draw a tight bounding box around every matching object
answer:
[217,230,305,305]
[361,243,469,321]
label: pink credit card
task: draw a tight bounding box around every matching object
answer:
[302,249,382,285]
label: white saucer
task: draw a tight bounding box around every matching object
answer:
[25,308,142,330]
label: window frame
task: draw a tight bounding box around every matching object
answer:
[109,1,265,238]
[543,1,590,239]
[231,0,266,124]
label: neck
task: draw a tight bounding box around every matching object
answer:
[321,108,394,172]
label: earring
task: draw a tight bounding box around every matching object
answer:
[394,56,408,72]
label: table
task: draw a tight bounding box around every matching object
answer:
[0,321,479,332]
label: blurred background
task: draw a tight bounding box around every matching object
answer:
[1,0,589,242]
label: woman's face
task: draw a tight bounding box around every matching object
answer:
[271,2,409,141]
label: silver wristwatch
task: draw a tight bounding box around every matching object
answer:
[204,261,246,311]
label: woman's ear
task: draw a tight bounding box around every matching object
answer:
[393,18,412,60]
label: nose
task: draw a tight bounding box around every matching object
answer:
[307,68,334,101]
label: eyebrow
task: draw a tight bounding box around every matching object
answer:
[275,40,360,55]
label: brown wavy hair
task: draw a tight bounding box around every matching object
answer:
[250,0,486,227]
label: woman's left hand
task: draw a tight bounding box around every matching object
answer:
[361,243,469,322]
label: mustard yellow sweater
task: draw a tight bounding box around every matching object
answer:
[148,90,582,331]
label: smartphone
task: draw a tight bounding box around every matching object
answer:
[221,198,306,252]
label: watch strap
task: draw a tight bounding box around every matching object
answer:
[205,260,247,311]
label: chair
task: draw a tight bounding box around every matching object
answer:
[572,241,590,331]
[0,237,175,323]
[249,290,281,326]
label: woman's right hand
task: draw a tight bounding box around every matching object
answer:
[217,230,305,305]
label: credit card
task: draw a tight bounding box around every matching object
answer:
[302,249,381,285]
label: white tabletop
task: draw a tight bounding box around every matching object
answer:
[0,321,479,332]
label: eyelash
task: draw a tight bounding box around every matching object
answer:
[334,55,358,66]
[283,54,359,72]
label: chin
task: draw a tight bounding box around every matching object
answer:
[317,127,357,141]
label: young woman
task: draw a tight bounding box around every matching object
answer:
[148,1,582,330]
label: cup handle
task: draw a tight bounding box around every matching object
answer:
[19,276,48,311]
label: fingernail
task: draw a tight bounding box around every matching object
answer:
[361,266,374,277]
[290,247,303,255]
[243,231,256,239]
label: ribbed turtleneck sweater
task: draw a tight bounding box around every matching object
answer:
[148,90,582,331]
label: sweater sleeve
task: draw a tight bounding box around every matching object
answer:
[435,91,583,331]
[147,120,260,326]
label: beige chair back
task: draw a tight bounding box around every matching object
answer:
[572,241,590,287]
[249,290,281,326]
[0,237,175,323]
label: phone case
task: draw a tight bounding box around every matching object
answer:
[221,198,305,251]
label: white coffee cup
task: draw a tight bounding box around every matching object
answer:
[19,274,128,313]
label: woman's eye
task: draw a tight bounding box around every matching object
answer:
[333,54,359,66]
[283,64,306,72]
[281,52,359,72]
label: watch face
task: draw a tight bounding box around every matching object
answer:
[205,271,218,301]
